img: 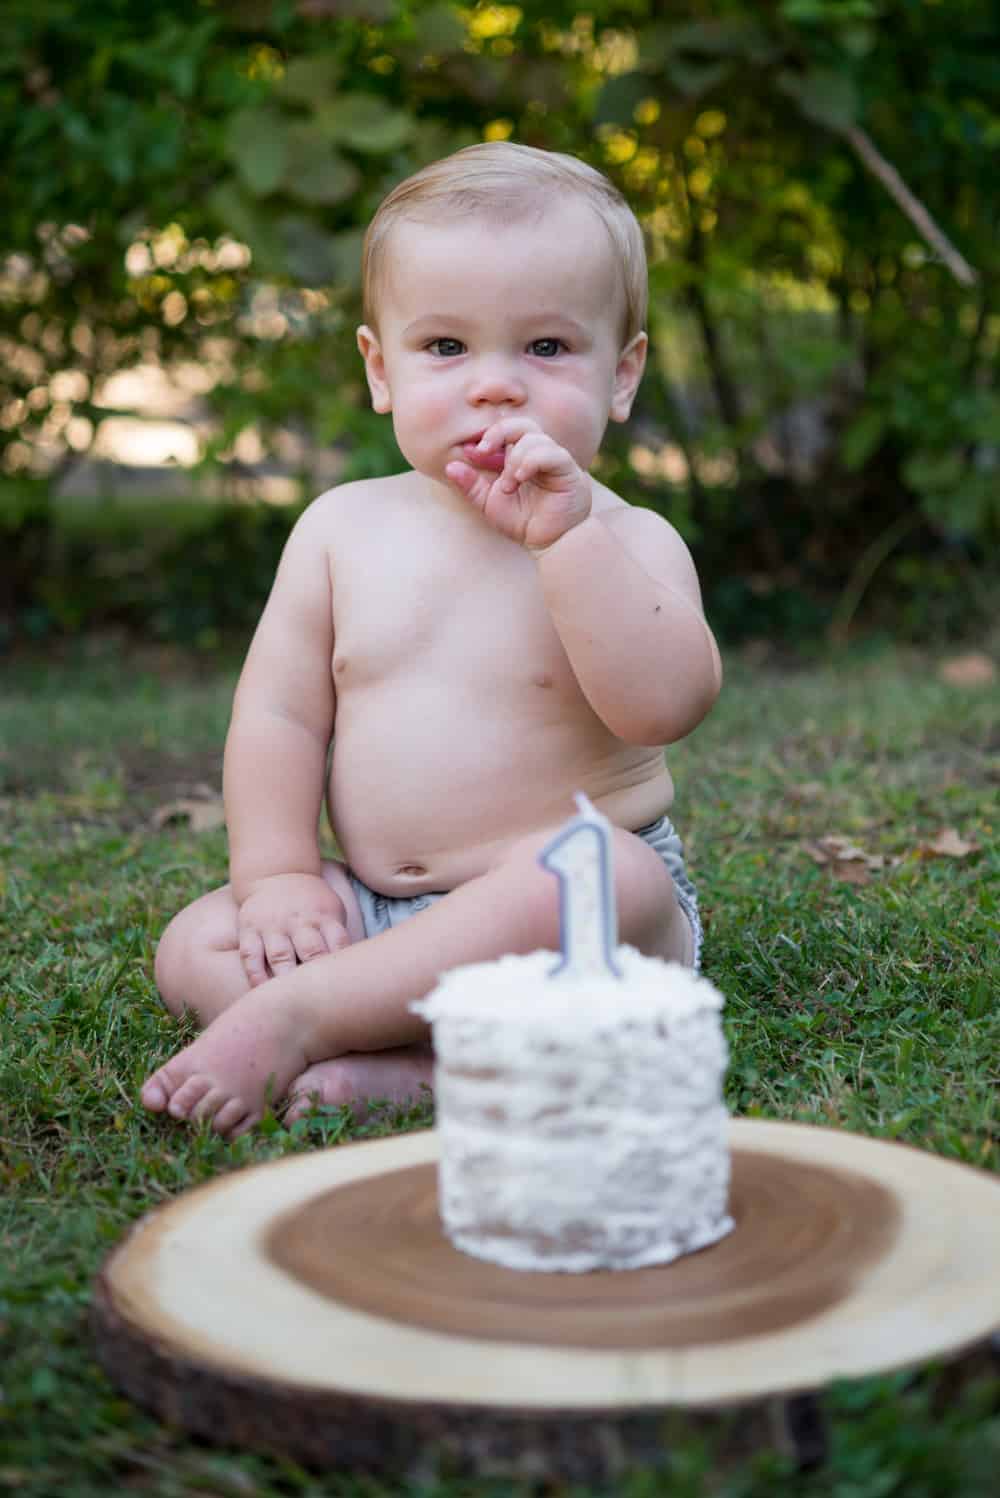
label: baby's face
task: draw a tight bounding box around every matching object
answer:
[358,198,645,488]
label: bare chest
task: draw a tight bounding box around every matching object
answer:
[331,526,575,698]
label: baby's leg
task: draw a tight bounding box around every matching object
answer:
[284,1044,435,1127]
[142,827,688,1136]
[153,864,363,1028]
[147,863,431,1130]
[285,826,689,1124]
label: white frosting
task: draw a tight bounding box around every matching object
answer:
[414,948,733,1273]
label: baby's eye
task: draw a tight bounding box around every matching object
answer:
[529,338,565,358]
[426,337,465,357]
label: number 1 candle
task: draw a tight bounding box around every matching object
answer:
[538,792,623,980]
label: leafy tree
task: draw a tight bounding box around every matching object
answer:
[2,0,997,641]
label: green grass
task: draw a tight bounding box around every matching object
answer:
[1,642,998,1497]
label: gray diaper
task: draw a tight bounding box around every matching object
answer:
[632,814,703,970]
[345,875,445,943]
[347,813,702,969]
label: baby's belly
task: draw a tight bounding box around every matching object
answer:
[327,692,673,896]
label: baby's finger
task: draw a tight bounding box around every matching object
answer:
[291,921,327,964]
[263,929,297,977]
[238,929,269,987]
[476,415,541,454]
[508,432,573,482]
[320,918,351,955]
[445,459,494,508]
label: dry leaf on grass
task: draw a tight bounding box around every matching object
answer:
[152,797,226,833]
[806,826,982,879]
[786,781,825,803]
[803,835,886,885]
[938,652,995,687]
[917,826,981,859]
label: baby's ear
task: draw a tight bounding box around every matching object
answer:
[357,325,392,413]
[610,332,647,423]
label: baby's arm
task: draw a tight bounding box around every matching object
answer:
[448,419,720,745]
[223,500,345,984]
[536,507,721,745]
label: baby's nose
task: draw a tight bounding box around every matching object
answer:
[467,359,527,407]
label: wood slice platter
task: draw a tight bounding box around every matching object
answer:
[92,1120,1000,1480]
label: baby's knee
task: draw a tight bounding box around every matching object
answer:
[613,829,686,957]
[154,891,238,1015]
[153,916,189,1017]
[498,828,682,958]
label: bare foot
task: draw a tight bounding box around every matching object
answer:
[284,1046,435,1126]
[141,985,311,1138]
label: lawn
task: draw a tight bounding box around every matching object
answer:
[1,639,997,1498]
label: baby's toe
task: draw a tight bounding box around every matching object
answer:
[282,1091,313,1126]
[213,1097,254,1138]
[167,1074,217,1120]
[285,1063,352,1123]
[140,1072,171,1111]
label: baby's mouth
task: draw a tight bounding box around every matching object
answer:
[461,438,506,472]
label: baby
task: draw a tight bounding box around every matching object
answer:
[141,141,722,1138]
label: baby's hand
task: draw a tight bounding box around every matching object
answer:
[237,873,349,987]
[445,417,591,553]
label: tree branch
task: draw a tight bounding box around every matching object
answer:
[841,124,979,288]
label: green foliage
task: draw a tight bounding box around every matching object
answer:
[144,500,301,645]
[2,0,998,643]
[0,490,301,649]
[0,477,53,639]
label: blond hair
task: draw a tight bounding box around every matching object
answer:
[362,141,647,346]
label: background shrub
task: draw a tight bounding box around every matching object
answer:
[2,0,998,647]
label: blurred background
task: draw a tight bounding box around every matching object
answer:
[2,0,997,657]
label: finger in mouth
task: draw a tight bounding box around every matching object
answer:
[461,442,506,472]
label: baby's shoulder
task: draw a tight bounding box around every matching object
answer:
[592,486,700,585]
[292,472,413,540]
[592,485,682,545]
[303,471,409,516]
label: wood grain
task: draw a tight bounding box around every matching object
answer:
[267,1150,899,1349]
[92,1120,1000,1477]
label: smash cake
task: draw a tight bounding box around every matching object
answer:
[413,797,733,1274]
